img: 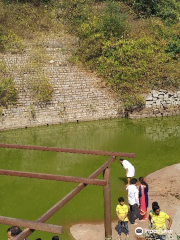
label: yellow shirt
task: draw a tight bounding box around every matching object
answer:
[116,204,128,222]
[150,211,170,234]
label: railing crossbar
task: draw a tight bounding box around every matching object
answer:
[0,169,107,186]
[0,143,135,157]
[0,216,63,234]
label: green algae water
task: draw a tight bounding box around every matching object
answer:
[0,116,180,240]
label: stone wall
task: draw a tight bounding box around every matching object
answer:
[0,37,123,130]
[1,35,180,129]
[129,90,180,119]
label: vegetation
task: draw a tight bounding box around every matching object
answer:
[0,61,18,107]
[0,0,61,106]
[1,0,180,109]
[0,77,17,107]
[28,76,53,102]
[60,0,180,109]
[0,0,62,46]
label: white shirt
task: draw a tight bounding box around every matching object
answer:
[122,160,135,172]
[126,184,139,206]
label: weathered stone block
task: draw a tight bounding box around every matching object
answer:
[155,113,162,117]
[158,94,164,99]
[152,90,159,96]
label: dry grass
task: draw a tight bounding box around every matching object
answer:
[0,1,64,41]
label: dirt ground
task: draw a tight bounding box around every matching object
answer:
[70,163,180,240]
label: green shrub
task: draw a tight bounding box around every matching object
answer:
[0,30,24,53]
[60,0,92,32]
[166,40,180,58]
[0,78,18,107]
[149,18,173,39]
[156,1,180,26]
[122,0,159,17]
[0,60,7,73]
[123,0,180,25]
[61,0,129,38]
[28,76,53,102]
[29,48,50,64]
[122,92,145,110]
[72,1,129,64]
[99,1,129,38]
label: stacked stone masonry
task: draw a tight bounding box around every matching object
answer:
[0,41,123,130]
[129,90,180,119]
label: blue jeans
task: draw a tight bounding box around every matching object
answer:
[118,221,129,235]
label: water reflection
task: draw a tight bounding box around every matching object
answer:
[130,116,180,141]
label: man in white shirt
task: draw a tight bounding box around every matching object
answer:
[126,178,139,224]
[120,158,135,185]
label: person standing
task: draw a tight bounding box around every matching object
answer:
[120,158,135,185]
[139,176,149,221]
[116,197,129,238]
[126,178,139,224]
[149,203,172,240]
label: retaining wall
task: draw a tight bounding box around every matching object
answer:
[0,38,123,130]
[129,90,180,119]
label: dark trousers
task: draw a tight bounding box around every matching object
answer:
[129,204,137,224]
[118,221,129,235]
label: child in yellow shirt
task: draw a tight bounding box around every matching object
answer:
[116,197,129,237]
